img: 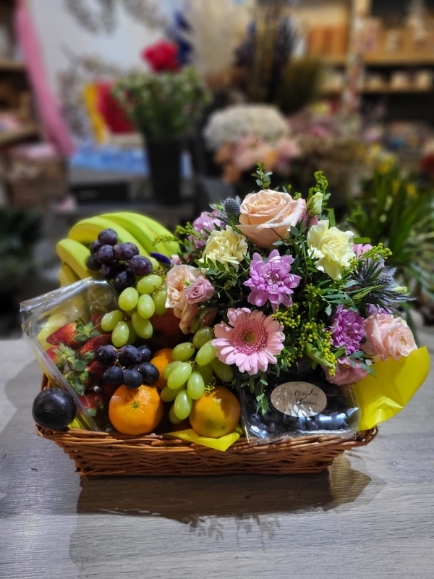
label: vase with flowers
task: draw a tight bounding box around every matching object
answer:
[113,40,210,204]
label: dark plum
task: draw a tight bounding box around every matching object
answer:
[98,228,118,246]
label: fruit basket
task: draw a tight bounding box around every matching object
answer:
[24,165,429,478]
[37,374,377,477]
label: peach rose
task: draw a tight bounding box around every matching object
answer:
[361,313,417,361]
[165,265,201,334]
[237,189,306,248]
[325,359,367,386]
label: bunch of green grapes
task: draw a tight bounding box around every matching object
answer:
[160,326,234,424]
[100,274,168,347]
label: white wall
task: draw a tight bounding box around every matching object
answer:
[28,0,183,94]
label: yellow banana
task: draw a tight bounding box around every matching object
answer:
[59,263,80,287]
[115,211,180,256]
[101,213,168,256]
[56,238,92,280]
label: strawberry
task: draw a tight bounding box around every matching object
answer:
[80,370,94,390]
[87,360,107,378]
[46,318,100,349]
[78,392,108,418]
[80,334,112,360]
[46,344,77,370]
[90,312,104,332]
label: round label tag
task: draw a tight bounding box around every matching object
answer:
[270,382,327,417]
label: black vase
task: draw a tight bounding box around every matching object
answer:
[146,138,182,205]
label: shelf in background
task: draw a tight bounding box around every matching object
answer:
[363,54,434,66]
[0,125,39,146]
[321,86,433,95]
[0,57,26,71]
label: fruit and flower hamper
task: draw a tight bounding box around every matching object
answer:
[21,166,429,477]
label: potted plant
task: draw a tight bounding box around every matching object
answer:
[113,40,210,205]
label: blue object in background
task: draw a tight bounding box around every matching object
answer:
[69,143,192,178]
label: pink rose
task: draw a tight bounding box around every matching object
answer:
[325,359,367,386]
[238,189,306,248]
[361,313,417,361]
[184,276,215,304]
[165,265,201,334]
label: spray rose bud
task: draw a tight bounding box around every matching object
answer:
[307,192,323,217]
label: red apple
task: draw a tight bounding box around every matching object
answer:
[149,309,185,348]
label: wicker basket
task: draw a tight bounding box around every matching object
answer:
[36,378,377,478]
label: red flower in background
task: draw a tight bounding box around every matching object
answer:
[141,40,180,73]
[96,82,134,134]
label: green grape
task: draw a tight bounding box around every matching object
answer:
[137,274,163,294]
[126,320,137,345]
[187,372,205,400]
[194,363,214,385]
[161,385,184,403]
[118,287,139,312]
[137,294,155,319]
[174,391,193,420]
[153,286,168,316]
[169,404,183,424]
[172,342,195,362]
[131,311,153,339]
[163,360,182,380]
[167,362,192,389]
[192,326,214,348]
[112,321,129,347]
[101,310,123,331]
[196,340,217,366]
[211,358,234,383]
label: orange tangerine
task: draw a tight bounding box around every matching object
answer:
[109,384,163,435]
[150,348,173,389]
[189,386,240,438]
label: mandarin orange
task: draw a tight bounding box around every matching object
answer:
[109,384,163,435]
[189,386,240,438]
[150,348,173,389]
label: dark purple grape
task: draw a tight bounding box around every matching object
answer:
[137,345,152,362]
[129,255,152,276]
[96,345,117,366]
[86,255,101,271]
[90,240,101,255]
[101,261,121,280]
[118,345,141,367]
[97,245,115,265]
[103,366,124,385]
[136,362,159,385]
[250,413,261,425]
[123,368,143,389]
[114,242,139,261]
[98,228,118,246]
[113,270,136,292]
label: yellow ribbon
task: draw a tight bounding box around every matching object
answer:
[165,427,242,452]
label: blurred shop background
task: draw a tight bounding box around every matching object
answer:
[1,0,434,335]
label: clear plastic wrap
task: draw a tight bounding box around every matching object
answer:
[20,278,118,431]
[238,367,360,442]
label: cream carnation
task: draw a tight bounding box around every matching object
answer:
[307,220,355,279]
[201,226,248,270]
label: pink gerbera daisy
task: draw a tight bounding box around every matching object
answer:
[213,308,285,376]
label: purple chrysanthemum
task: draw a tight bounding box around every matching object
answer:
[329,305,365,355]
[244,249,301,311]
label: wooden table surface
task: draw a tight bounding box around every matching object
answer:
[1,332,434,579]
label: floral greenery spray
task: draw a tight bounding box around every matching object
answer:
[161,164,416,429]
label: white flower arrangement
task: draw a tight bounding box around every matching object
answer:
[203,104,289,150]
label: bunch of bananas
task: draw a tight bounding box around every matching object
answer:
[57,212,179,286]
